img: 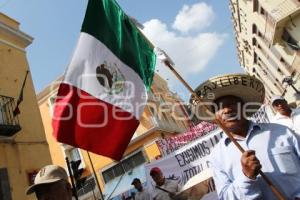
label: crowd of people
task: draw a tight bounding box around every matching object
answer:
[194,74,300,200]
[26,73,300,200]
[132,74,300,200]
[128,85,300,200]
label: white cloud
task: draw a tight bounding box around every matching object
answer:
[142,19,226,87]
[138,2,226,98]
[172,2,215,33]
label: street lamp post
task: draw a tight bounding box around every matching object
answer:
[282,76,300,95]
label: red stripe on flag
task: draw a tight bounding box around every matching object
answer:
[52,83,139,161]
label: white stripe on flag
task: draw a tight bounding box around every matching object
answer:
[63,33,149,119]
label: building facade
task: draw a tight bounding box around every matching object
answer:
[0,13,52,200]
[230,0,300,105]
[37,73,190,199]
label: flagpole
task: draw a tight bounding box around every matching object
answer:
[13,70,30,116]
[86,151,104,200]
[65,157,79,200]
[162,60,286,200]
[128,16,286,198]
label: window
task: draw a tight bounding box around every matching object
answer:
[254,52,258,64]
[171,116,176,124]
[123,159,134,171]
[102,170,114,184]
[280,57,288,66]
[149,106,155,115]
[70,148,81,162]
[260,7,265,15]
[263,70,268,75]
[162,112,170,123]
[0,106,6,125]
[102,152,146,183]
[64,147,84,169]
[48,95,56,115]
[258,31,262,38]
[77,176,96,197]
[0,97,13,125]
[0,168,12,200]
[277,68,284,76]
[258,44,261,49]
[282,29,300,50]
[252,38,257,46]
[113,164,124,177]
[252,24,257,34]
[253,0,259,12]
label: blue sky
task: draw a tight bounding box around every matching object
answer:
[1,0,242,101]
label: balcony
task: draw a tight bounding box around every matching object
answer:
[229,0,236,13]
[150,114,186,133]
[291,51,300,72]
[0,95,21,137]
[264,0,300,44]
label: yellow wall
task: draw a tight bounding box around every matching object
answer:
[39,102,66,167]
[144,142,161,161]
[0,13,52,200]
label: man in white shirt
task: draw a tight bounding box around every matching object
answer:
[131,178,151,200]
[150,167,182,200]
[271,95,300,134]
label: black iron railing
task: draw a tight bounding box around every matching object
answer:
[77,177,96,197]
[0,95,21,137]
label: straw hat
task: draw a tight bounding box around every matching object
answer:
[190,73,265,120]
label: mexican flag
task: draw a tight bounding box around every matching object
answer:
[52,0,156,160]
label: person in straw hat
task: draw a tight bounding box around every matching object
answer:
[190,73,300,200]
[26,164,72,200]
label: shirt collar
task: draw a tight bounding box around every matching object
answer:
[274,112,289,120]
[274,109,296,119]
[224,121,262,146]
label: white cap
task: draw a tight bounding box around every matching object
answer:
[271,95,285,105]
[26,165,69,195]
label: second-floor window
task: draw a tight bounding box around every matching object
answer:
[64,147,84,169]
[102,151,146,183]
[253,0,259,12]
[282,29,300,51]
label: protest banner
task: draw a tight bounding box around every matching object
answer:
[145,129,223,188]
[156,122,218,156]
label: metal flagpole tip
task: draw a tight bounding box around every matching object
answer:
[154,47,175,65]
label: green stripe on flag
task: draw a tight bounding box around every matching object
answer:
[81,0,156,89]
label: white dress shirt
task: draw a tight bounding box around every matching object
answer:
[152,179,180,200]
[135,188,151,200]
[272,108,300,134]
[210,122,300,199]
